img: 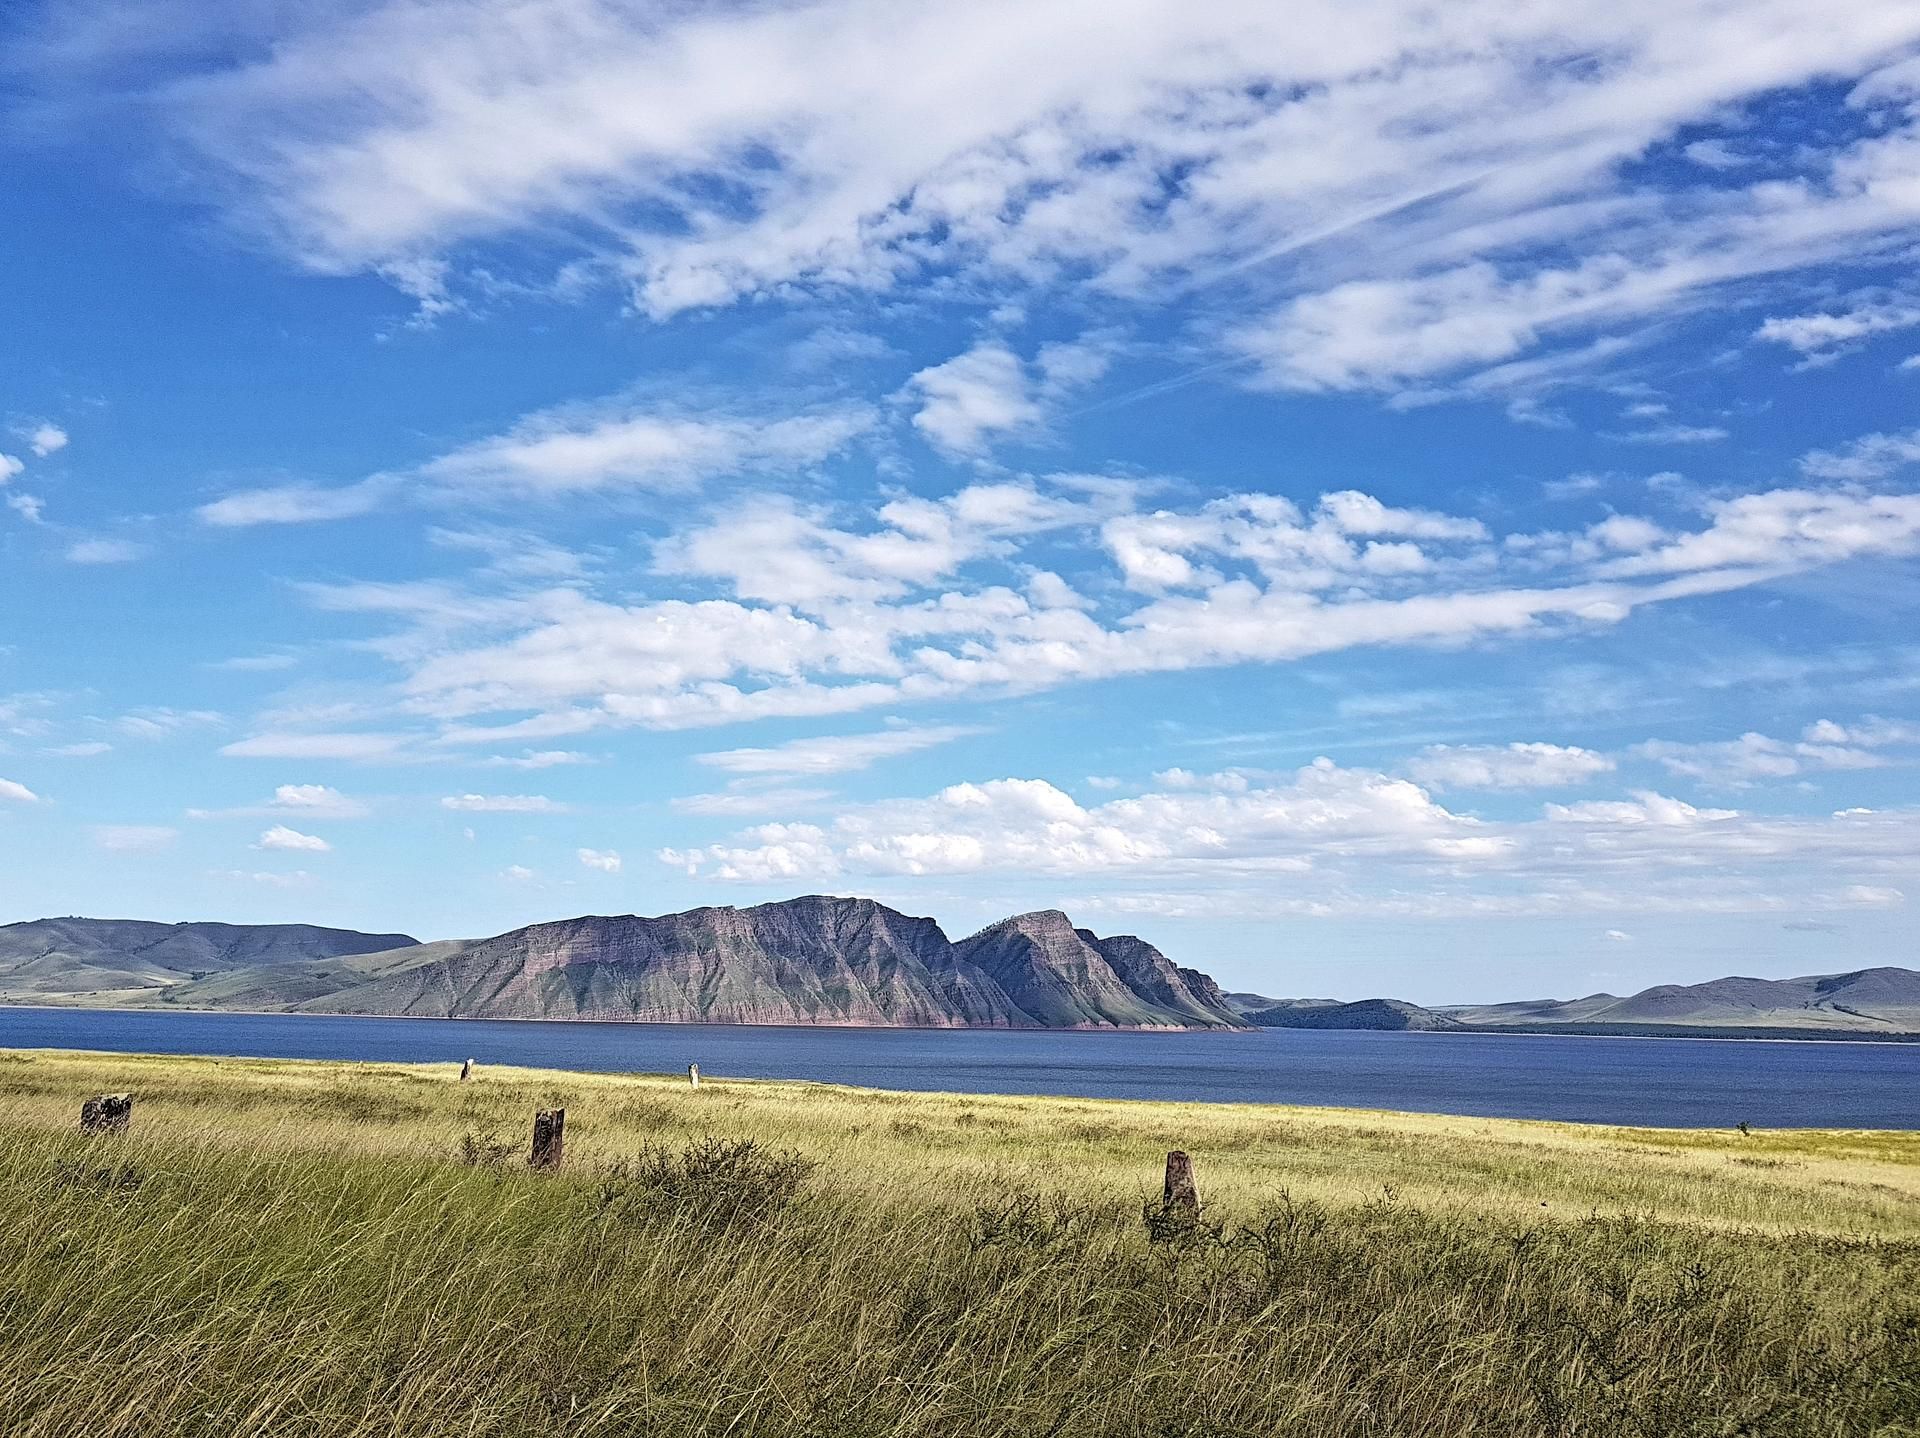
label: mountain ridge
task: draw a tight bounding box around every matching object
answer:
[0,899,1244,1030]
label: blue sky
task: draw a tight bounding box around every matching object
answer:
[3,1,1919,1003]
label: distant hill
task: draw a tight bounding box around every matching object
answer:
[0,917,417,1004]
[1244,998,1460,1031]
[1443,967,1920,1035]
[0,898,1244,1030]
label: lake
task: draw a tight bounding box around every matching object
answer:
[2,1006,1916,1128]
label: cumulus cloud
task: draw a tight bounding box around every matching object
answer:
[256,824,330,852]
[1636,719,1916,785]
[659,758,1920,918]
[268,783,367,817]
[906,336,1115,456]
[16,423,68,457]
[577,847,621,872]
[0,778,39,804]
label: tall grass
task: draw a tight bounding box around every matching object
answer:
[0,1049,1916,1436]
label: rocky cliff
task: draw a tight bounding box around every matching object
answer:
[6,897,1245,1029]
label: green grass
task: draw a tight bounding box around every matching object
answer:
[1,1048,1917,1436]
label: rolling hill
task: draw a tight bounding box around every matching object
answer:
[0,918,417,1005]
[1442,966,1920,1035]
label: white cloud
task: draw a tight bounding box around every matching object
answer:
[1637,733,1805,784]
[0,454,22,483]
[577,846,621,872]
[418,401,872,496]
[269,783,367,817]
[257,824,330,852]
[25,0,1912,424]
[696,724,978,777]
[198,477,390,527]
[115,707,222,740]
[45,742,112,757]
[1604,928,1632,942]
[907,344,1043,456]
[1799,428,1920,481]
[1408,743,1614,791]
[441,792,567,813]
[1843,884,1905,907]
[221,731,407,761]
[189,783,372,821]
[1756,299,1920,359]
[1597,489,1920,578]
[1637,721,1913,785]
[663,758,1472,881]
[197,399,871,525]
[502,863,535,881]
[65,538,146,565]
[482,750,591,769]
[93,824,178,853]
[212,868,317,888]
[0,778,39,804]
[15,423,68,457]
[654,480,1089,606]
[6,493,45,523]
[208,653,299,673]
[1544,791,1738,826]
[659,758,1920,919]
[1608,423,1728,446]
[906,336,1114,456]
[671,786,839,816]
[326,480,1920,745]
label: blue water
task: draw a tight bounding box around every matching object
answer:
[1,1007,1916,1127]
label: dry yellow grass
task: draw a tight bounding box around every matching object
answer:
[1,1047,1916,1436]
[3,1046,1914,1236]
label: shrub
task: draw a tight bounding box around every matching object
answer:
[596,1135,816,1230]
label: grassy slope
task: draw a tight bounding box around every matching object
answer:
[2,1049,1917,1436]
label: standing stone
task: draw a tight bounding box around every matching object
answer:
[80,1094,133,1135]
[1163,1150,1199,1217]
[530,1108,565,1169]
[688,1063,700,1089]
[459,1058,473,1082]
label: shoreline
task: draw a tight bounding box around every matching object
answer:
[1,998,1918,1046]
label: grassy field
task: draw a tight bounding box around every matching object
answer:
[1,1048,1916,1436]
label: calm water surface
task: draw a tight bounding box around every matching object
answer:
[2,1007,1916,1128]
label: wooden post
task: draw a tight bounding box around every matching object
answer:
[1163,1150,1198,1217]
[530,1108,565,1169]
[80,1093,133,1135]
[459,1058,473,1083]
[688,1063,700,1089]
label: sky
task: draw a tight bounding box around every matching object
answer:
[2,0,1919,1004]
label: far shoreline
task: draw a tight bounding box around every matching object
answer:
[2,1000,1918,1045]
